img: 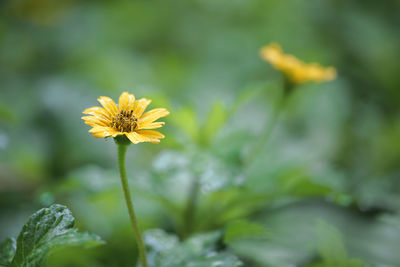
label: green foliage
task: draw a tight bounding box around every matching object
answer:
[279,169,333,197]
[0,205,103,267]
[0,0,399,266]
[171,102,229,147]
[171,107,200,143]
[201,102,227,146]
[0,102,15,123]
[224,220,270,244]
[144,229,242,267]
[313,220,363,267]
[0,238,16,267]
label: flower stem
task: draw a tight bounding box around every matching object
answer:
[117,143,147,267]
[245,82,290,166]
[182,176,199,239]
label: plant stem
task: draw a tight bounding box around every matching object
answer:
[117,143,147,267]
[182,176,199,239]
[245,85,288,166]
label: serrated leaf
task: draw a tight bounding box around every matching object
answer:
[315,220,363,267]
[224,220,270,244]
[10,204,104,267]
[0,238,16,267]
[144,229,242,267]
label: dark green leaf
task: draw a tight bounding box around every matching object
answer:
[0,238,16,267]
[10,204,104,267]
[144,229,243,267]
[224,220,270,244]
[315,220,363,267]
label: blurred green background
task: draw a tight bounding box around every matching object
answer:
[1,0,400,266]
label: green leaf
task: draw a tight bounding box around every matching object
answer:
[0,102,16,122]
[171,107,199,142]
[0,238,16,267]
[198,188,271,229]
[316,220,347,264]
[279,169,332,197]
[228,81,281,116]
[201,102,227,146]
[144,229,243,267]
[315,220,363,267]
[9,204,104,267]
[224,220,270,244]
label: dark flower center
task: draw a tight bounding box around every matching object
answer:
[111,110,138,132]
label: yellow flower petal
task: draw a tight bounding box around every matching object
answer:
[137,130,164,139]
[125,132,144,144]
[82,116,110,127]
[132,98,152,117]
[125,130,164,144]
[260,43,283,66]
[260,42,336,84]
[92,131,110,138]
[118,92,136,111]
[98,96,119,116]
[138,121,165,130]
[89,126,120,138]
[82,106,111,119]
[139,108,170,124]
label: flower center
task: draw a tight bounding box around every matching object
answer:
[111,110,138,132]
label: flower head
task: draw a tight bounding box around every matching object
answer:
[82,92,169,144]
[260,43,337,84]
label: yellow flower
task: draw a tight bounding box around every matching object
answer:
[260,43,337,84]
[82,92,169,144]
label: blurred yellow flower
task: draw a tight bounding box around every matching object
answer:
[260,43,337,84]
[82,92,169,144]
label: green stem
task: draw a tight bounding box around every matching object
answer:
[117,143,147,267]
[182,176,199,239]
[245,83,289,166]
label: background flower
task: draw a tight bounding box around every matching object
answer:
[260,43,337,84]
